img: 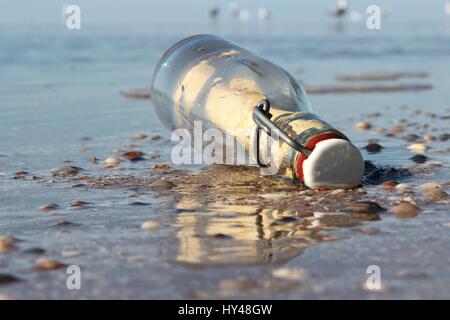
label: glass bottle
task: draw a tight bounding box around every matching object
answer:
[151,35,364,189]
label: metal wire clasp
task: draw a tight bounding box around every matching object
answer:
[252,99,312,168]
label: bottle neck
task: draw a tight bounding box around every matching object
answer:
[260,111,348,180]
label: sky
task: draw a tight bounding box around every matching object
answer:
[0,0,447,29]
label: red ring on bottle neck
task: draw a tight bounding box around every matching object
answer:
[295,133,346,182]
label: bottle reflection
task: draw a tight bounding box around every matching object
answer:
[173,196,321,266]
[158,165,361,267]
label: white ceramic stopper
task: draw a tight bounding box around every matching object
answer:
[303,139,364,189]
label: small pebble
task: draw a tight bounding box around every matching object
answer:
[355,121,372,130]
[121,88,152,99]
[130,201,150,206]
[404,133,420,142]
[71,200,88,209]
[62,250,81,257]
[344,201,385,214]
[140,220,160,230]
[152,163,169,171]
[0,236,19,245]
[40,203,59,212]
[23,247,46,255]
[150,180,175,189]
[131,134,147,141]
[438,133,450,141]
[423,135,436,142]
[272,268,308,281]
[388,126,403,134]
[150,135,161,141]
[0,273,20,285]
[53,221,81,228]
[401,196,417,205]
[72,183,86,188]
[314,212,358,228]
[351,212,381,221]
[0,238,19,256]
[395,183,412,193]
[330,189,346,195]
[33,258,66,271]
[122,151,144,161]
[419,182,444,192]
[381,181,399,189]
[408,143,429,153]
[364,143,383,153]
[14,171,28,177]
[104,156,120,167]
[389,202,421,219]
[0,241,15,253]
[425,189,448,201]
[51,166,82,177]
[410,154,428,164]
[212,233,232,239]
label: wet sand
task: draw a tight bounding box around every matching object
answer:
[1,28,450,299]
[1,95,448,299]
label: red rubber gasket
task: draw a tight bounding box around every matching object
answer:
[295,133,346,181]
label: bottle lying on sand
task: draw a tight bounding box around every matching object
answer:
[151,34,364,189]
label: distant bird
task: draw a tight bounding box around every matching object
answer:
[258,8,270,20]
[446,1,450,15]
[209,5,220,19]
[229,2,239,18]
[239,9,251,21]
[328,0,349,17]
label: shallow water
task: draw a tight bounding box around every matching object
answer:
[1,5,450,298]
